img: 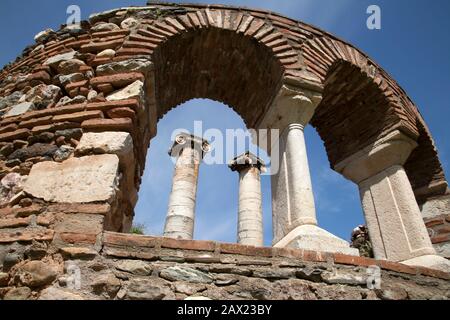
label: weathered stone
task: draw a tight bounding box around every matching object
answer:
[58,73,85,86]
[17,260,58,287]
[173,282,206,295]
[97,49,116,58]
[125,278,173,300]
[8,143,58,161]
[60,247,98,260]
[401,255,450,273]
[38,286,84,300]
[53,145,75,162]
[252,268,296,279]
[58,59,86,75]
[4,102,35,117]
[55,128,83,140]
[0,143,14,157]
[56,95,86,107]
[0,272,9,286]
[106,80,144,102]
[97,59,152,76]
[0,91,24,110]
[25,84,62,108]
[34,28,54,42]
[91,272,121,298]
[115,260,152,276]
[76,131,133,158]
[3,287,31,300]
[119,17,137,29]
[24,154,120,203]
[92,22,120,32]
[44,51,77,67]
[160,266,213,284]
[322,271,367,286]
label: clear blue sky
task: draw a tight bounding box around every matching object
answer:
[1,1,449,245]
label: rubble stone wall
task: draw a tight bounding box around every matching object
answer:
[0,232,449,300]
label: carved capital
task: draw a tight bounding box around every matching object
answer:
[256,83,322,132]
[168,133,210,158]
[335,130,418,183]
[228,151,266,172]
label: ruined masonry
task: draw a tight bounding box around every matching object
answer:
[0,3,449,300]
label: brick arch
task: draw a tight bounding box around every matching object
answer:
[149,14,288,128]
[301,37,448,200]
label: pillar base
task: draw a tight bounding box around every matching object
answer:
[273,225,360,256]
[401,255,450,273]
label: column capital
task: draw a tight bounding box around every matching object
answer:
[228,152,266,173]
[255,83,322,132]
[335,130,418,183]
[168,133,210,158]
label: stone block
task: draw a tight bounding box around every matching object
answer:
[4,102,35,118]
[24,154,120,203]
[273,225,360,256]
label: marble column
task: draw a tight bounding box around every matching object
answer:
[163,133,210,240]
[336,130,450,272]
[257,83,359,256]
[229,152,265,246]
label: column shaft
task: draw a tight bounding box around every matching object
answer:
[359,165,435,261]
[164,147,201,239]
[271,124,317,244]
[238,167,263,246]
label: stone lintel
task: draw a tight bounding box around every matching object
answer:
[228,151,266,172]
[335,130,418,184]
[168,133,210,158]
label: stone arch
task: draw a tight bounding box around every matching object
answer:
[301,37,448,201]
[0,3,448,271]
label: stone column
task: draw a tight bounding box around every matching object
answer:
[256,83,358,256]
[163,133,210,240]
[229,152,265,247]
[336,130,450,272]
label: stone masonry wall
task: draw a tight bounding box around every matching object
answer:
[0,232,449,300]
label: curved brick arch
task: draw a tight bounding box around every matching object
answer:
[302,37,448,199]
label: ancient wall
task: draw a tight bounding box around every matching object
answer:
[1,232,449,300]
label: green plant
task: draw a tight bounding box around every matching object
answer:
[130,223,146,235]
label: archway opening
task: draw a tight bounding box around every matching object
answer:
[133,98,273,245]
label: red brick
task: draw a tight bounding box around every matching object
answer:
[80,39,125,53]
[96,83,114,95]
[53,110,103,123]
[116,48,153,57]
[0,207,13,218]
[431,234,450,244]
[46,203,111,215]
[333,253,377,267]
[32,122,79,134]
[20,103,86,121]
[0,123,18,134]
[90,72,144,89]
[106,107,136,119]
[161,237,216,252]
[103,246,158,261]
[13,204,42,217]
[81,117,133,133]
[272,247,303,260]
[0,229,54,243]
[85,99,140,112]
[219,242,272,257]
[19,116,53,129]
[27,70,51,84]
[425,217,444,227]
[65,80,89,92]
[415,266,450,280]
[446,214,450,223]
[103,231,158,248]
[376,260,417,275]
[123,41,157,50]
[436,225,450,234]
[0,128,30,142]
[0,217,31,229]
[59,232,97,244]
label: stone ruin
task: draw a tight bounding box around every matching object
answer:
[0,3,448,300]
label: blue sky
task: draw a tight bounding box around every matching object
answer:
[0,1,449,245]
